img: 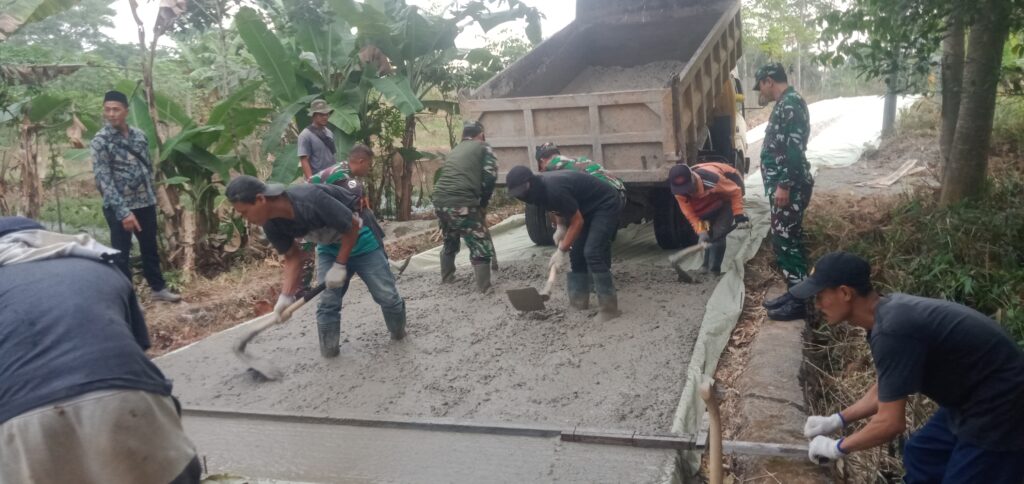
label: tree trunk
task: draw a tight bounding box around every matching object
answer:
[882,70,898,138]
[397,114,417,221]
[18,118,42,219]
[939,17,965,173]
[940,0,1010,205]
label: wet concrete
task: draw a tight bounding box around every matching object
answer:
[158,257,714,435]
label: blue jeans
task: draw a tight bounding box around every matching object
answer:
[316,248,405,335]
[903,408,1024,483]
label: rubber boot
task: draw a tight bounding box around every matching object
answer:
[700,247,713,274]
[766,297,807,321]
[384,310,407,341]
[317,322,340,358]
[440,252,456,283]
[567,272,590,310]
[592,272,621,321]
[473,262,492,293]
[763,290,793,310]
[708,242,727,274]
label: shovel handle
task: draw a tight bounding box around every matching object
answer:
[279,283,326,321]
[668,242,709,265]
[539,263,559,297]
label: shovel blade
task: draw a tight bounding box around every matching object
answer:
[506,287,548,312]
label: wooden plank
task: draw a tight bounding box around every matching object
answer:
[523,108,536,163]
[462,90,664,113]
[486,131,663,149]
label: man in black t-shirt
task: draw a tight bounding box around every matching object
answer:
[506,166,624,320]
[0,216,200,483]
[227,176,407,358]
[793,251,1024,482]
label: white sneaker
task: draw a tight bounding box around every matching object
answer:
[151,288,182,302]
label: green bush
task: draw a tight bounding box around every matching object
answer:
[992,96,1024,153]
[40,195,107,234]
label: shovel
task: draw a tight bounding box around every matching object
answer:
[506,263,559,311]
[233,283,326,381]
[668,242,709,283]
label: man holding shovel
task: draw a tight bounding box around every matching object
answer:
[668,163,748,276]
[227,175,406,358]
[506,166,624,321]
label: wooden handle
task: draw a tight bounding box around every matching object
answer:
[668,242,708,265]
[700,379,724,484]
[280,284,327,321]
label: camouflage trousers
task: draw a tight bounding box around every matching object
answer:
[766,182,813,286]
[436,206,495,263]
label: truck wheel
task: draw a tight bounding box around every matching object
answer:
[525,203,555,246]
[652,188,698,250]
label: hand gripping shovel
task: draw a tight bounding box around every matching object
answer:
[506,263,559,311]
[668,242,709,283]
[233,284,326,381]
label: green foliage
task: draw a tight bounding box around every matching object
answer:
[807,173,1024,348]
[0,0,81,40]
[992,96,1024,153]
[5,0,114,51]
[39,194,106,234]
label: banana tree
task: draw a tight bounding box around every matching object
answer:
[0,0,80,41]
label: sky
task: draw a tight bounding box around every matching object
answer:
[104,0,576,49]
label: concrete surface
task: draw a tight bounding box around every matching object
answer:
[732,285,832,483]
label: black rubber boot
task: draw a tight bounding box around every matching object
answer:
[708,242,727,274]
[592,272,621,321]
[567,272,590,309]
[317,322,340,358]
[473,262,492,293]
[763,291,793,310]
[384,310,407,341]
[766,297,807,321]
[440,252,456,283]
[700,247,713,274]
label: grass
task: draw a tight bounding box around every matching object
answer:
[39,194,109,241]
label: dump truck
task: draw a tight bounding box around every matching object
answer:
[461,0,748,249]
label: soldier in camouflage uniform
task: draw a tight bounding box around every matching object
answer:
[754,63,814,321]
[431,121,498,292]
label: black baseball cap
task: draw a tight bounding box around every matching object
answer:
[668,164,696,196]
[789,251,872,299]
[506,165,534,199]
[226,175,286,203]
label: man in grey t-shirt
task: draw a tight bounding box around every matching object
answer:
[298,99,338,180]
[792,251,1024,482]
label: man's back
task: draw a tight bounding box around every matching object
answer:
[871,293,1024,450]
[433,140,490,207]
[0,258,170,424]
[538,169,620,218]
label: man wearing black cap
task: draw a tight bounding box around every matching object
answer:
[667,162,747,275]
[226,175,407,357]
[506,165,623,320]
[431,120,498,292]
[753,63,813,321]
[795,252,1024,481]
[91,90,181,302]
[0,216,200,483]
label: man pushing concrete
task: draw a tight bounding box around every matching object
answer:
[227,175,406,357]
[0,216,200,484]
[795,252,1024,481]
[506,166,624,320]
[668,162,748,275]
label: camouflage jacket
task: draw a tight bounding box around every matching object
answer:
[543,155,625,192]
[760,86,812,188]
[90,124,157,220]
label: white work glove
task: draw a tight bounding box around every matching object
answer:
[325,262,348,289]
[353,213,363,229]
[548,249,568,271]
[552,223,567,245]
[274,293,296,319]
[804,413,845,439]
[808,436,846,464]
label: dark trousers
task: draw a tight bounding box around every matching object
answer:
[569,206,621,274]
[103,204,167,291]
[902,408,1024,483]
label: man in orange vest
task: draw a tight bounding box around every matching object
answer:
[668,162,748,274]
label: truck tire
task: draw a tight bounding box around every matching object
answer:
[525,203,555,246]
[652,188,698,250]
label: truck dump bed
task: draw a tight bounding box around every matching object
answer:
[461,0,742,185]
